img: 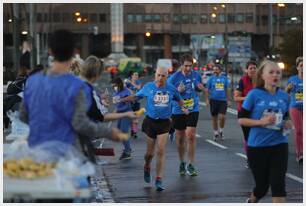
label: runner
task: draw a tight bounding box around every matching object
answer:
[238,60,291,203]
[121,67,188,191]
[167,54,205,176]
[285,56,303,164]
[125,71,142,138]
[234,60,257,168]
[205,64,231,141]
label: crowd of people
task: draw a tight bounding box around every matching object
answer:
[3,29,303,203]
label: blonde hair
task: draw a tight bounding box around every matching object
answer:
[81,55,104,80]
[70,58,82,76]
[255,60,280,88]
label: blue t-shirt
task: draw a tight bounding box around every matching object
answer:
[135,82,182,119]
[206,75,230,101]
[287,75,303,109]
[242,88,290,147]
[167,70,201,114]
[113,87,132,112]
[126,79,141,93]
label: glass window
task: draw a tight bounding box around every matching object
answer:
[191,15,198,24]
[153,14,161,23]
[261,15,268,25]
[90,13,98,23]
[127,14,134,23]
[173,14,181,24]
[62,13,71,23]
[200,14,208,24]
[279,15,285,25]
[36,13,43,22]
[163,14,170,22]
[209,15,217,24]
[219,13,225,23]
[236,13,244,23]
[228,13,235,23]
[256,15,260,26]
[135,14,142,23]
[245,13,254,23]
[99,14,106,23]
[182,14,190,24]
[52,13,61,23]
[144,14,152,22]
[44,13,49,22]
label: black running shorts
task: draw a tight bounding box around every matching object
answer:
[172,112,199,130]
[209,99,227,116]
[142,116,171,139]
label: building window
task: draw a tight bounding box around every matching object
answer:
[99,14,106,23]
[227,13,235,23]
[144,14,152,23]
[36,13,43,22]
[153,14,161,23]
[127,14,134,23]
[44,13,49,22]
[236,13,244,23]
[256,15,260,26]
[219,13,225,23]
[173,14,181,24]
[52,13,61,23]
[191,15,198,24]
[62,13,71,23]
[261,15,268,25]
[209,15,217,24]
[90,13,98,23]
[245,13,254,23]
[163,14,170,22]
[279,15,285,25]
[200,14,208,24]
[182,14,190,24]
[135,14,142,23]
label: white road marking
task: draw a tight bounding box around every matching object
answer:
[286,173,303,184]
[205,139,228,149]
[235,152,247,159]
[199,101,238,115]
[196,134,201,138]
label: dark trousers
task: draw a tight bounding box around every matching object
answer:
[247,143,288,199]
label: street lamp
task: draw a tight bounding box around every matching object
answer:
[211,13,217,18]
[145,31,151,37]
[76,17,82,23]
[74,12,81,16]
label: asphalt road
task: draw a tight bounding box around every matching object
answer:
[94,73,303,203]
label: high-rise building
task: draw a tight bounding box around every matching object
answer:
[3,3,303,67]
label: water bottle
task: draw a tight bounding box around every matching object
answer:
[274,109,283,130]
[104,88,109,97]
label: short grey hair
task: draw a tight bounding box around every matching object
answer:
[156,67,169,76]
[81,55,104,80]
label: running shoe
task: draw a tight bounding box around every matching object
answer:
[144,166,151,183]
[155,179,165,191]
[187,164,198,176]
[245,160,250,169]
[169,132,175,142]
[119,152,132,160]
[219,131,225,140]
[213,134,219,141]
[179,162,186,176]
[296,155,303,164]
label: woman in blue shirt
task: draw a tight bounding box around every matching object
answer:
[125,71,142,138]
[111,77,134,160]
[238,60,291,203]
[285,56,303,164]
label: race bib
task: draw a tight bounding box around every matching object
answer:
[215,83,225,91]
[295,92,303,103]
[154,92,169,107]
[183,98,194,110]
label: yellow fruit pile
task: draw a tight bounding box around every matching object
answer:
[3,158,56,179]
[135,108,146,117]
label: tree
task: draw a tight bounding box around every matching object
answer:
[278,28,303,75]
